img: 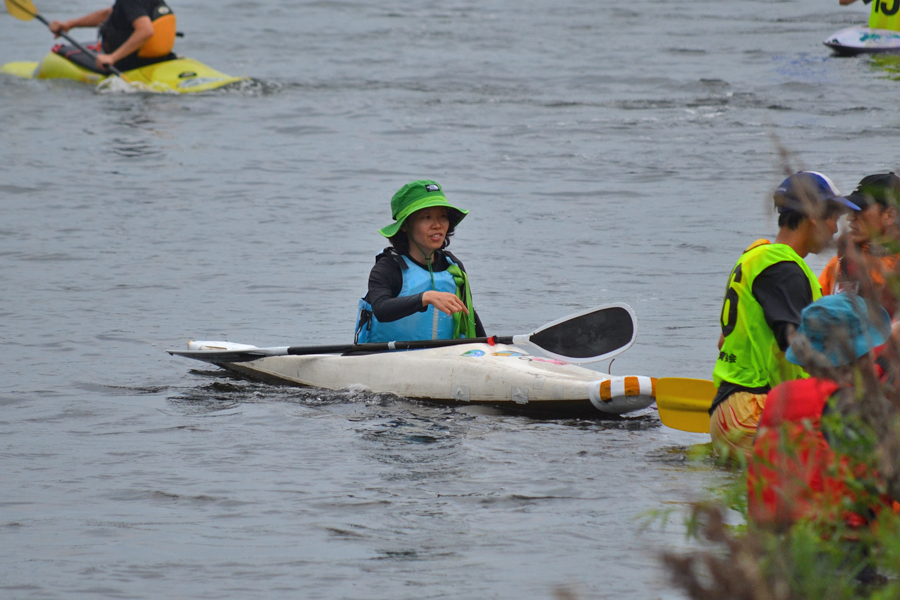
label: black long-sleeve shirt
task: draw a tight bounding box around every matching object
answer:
[364,247,486,336]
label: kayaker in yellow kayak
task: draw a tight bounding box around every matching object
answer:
[48,0,176,72]
[355,180,485,343]
[839,0,900,32]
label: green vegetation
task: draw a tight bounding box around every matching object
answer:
[662,375,900,599]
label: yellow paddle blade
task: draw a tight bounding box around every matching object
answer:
[656,377,716,433]
[5,0,37,21]
[1,61,38,78]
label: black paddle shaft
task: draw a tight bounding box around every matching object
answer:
[167,304,636,363]
[284,307,634,359]
[290,336,505,356]
[14,0,127,78]
[168,337,507,363]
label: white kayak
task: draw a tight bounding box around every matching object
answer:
[174,340,657,417]
[824,26,900,56]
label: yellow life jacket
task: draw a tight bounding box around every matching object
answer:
[713,240,822,390]
[869,0,900,31]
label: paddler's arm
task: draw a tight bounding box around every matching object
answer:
[49,7,113,36]
[366,255,430,322]
[422,290,468,316]
[96,15,154,70]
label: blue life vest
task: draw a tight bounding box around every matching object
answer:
[355,254,458,343]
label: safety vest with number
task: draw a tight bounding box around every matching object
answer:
[713,240,822,390]
[869,0,900,32]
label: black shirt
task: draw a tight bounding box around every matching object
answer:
[711,260,814,410]
[365,248,486,336]
[100,0,164,54]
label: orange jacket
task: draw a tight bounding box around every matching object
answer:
[819,238,900,316]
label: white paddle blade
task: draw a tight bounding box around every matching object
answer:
[168,341,290,363]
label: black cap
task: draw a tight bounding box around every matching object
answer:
[845,173,900,210]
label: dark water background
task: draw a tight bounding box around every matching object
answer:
[2,0,898,597]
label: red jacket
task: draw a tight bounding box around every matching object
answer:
[747,378,871,528]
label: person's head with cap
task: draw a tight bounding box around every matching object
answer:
[773,171,860,256]
[845,172,900,246]
[786,294,890,375]
[380,180,468,262]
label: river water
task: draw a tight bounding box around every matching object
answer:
[1,0,898,598]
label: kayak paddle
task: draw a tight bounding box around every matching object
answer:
[655,377,715,433]
[4,0,131,81]
[168,303,637,364]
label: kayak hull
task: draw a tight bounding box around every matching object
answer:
[179,341,657,417]
[2,52,244,93]
[0,61,40,78]
[824,26,900,56]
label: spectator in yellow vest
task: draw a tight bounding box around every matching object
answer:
[839,0,900,32]
[711,172,860,458]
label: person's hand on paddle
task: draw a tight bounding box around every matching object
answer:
[95,53,116,71]
[423,291,469,316]
[48,20,71,37]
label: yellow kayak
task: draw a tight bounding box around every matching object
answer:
[2,49,244,93]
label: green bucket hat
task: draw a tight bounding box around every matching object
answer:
[379,180,468,238]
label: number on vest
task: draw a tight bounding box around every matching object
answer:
[876,0,900,15]
[721,263,743,337]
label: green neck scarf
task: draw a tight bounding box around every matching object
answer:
[447,264,477,339]
[417,244,477,340]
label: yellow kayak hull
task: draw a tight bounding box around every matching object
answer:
[1,61,40,78]
[2,52,244,93]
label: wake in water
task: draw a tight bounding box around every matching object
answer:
[95,75,282,95]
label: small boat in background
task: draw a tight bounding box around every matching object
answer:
[824,26,900,56]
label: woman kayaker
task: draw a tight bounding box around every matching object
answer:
[355,180,485,344]
[49,0,176,72]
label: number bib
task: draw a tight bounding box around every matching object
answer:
[869,0,900,32]
[713,240,822,391]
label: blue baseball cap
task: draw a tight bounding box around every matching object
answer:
[786,294,891,367]
[774,171,859,215]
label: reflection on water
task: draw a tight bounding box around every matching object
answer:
[870,53,900,80]
[95,76,282,96]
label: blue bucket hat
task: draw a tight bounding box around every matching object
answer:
[786,294,891,367]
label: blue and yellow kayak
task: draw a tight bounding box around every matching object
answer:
[1,48,244,93]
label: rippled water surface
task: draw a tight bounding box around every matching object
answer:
[2,0,898,598]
